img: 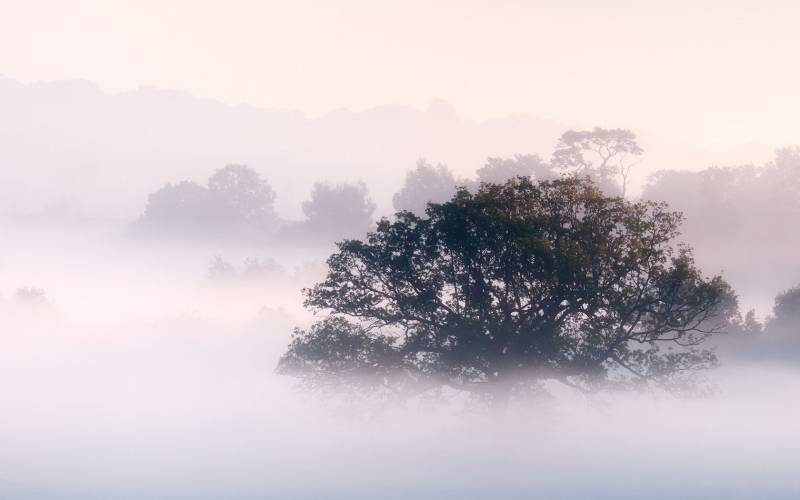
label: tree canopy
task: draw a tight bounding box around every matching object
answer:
[137,164,278,240]
[766,285,800,335]
[552,128,642,197]
[641,149,800,297]
[475,154,555,185]
[278,177,736,407]
[392,159,457,215]
[207,164,277,225]
[298,181,376,240]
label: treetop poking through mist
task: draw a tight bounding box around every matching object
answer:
[475,154,555,186]
[298,181,376,240]
[767,285,800,336]
[136,164,278,240]
[279,176,738,408]
[207,164,277,225]
[392,159,457,215]
[553,128,643,197]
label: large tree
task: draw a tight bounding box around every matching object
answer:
[278,177,735,407]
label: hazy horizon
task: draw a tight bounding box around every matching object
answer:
[3,1,800,148]
[0,73,780,224]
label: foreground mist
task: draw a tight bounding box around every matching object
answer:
[1,223,798,499]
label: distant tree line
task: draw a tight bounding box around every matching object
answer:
[135,164,279,240]
[642,147,800,294]
[132,129,800,308]
[134,165,377,244]
[124,124,800,407]
[392,127,641,215]
[134,127,641,245]
[766,285,800,336]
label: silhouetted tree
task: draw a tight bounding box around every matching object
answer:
[739,310,763,335]
[208,164,277,226]
[552,128,642,197]
[475,154,554,185]
[137,164,278,240]
[643,166,757,240]
[278,177,736,408]
[392,159,457,215]
[761,147,800,216]
[641,150,800,297]
[140,181,223,235]
[766,285,800,335]
[300,181,376,240]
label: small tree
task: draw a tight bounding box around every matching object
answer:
[552,128,643,197]
[14,287,49,309]
[279,177,735,408]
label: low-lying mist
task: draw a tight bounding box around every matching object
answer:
[1,222,798,499]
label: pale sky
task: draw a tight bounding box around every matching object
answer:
[2,0,800,149]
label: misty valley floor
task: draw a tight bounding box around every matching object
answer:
[1,224,798,500]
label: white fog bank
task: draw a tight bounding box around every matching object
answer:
[1,224,798,499]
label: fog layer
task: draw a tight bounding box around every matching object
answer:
[1,221,798,499]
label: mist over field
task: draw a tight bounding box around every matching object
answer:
[3,1,800,499]
[1,220,799,499]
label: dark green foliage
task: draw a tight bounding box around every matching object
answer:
[278,317,409,394]
[279,177,736,404]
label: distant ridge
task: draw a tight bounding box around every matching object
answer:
[0,76,772,220]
